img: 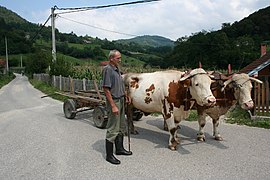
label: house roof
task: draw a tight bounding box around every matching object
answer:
[239,52,270,76]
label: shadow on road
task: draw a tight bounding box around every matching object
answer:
[62,112,228,155]
[132,117,228,154]
[92,139,105,159]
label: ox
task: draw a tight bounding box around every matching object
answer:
[124,68,216,150]
[196,72,263,141]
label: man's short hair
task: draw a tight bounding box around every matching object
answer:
[109,49,120,59]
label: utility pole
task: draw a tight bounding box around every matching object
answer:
[20,55,23,67]
[51,7,56,62]
[5,36,9,73]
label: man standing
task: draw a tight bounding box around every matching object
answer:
[102,50,132,165]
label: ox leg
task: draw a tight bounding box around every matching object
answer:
[165,117,179,151]
[163,120,168,131]
[162,117,180,132]
[126,104,138,135]
[173,113,184,144]
[212,118,223,141]
[197,113,207,142]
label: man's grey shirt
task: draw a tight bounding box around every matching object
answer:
[102,64,125,99]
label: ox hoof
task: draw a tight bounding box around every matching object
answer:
[197,137,205,142]
[214,136,223,141]
[168,140,178,150]
[168,145,177,151]
[197,133,205,142]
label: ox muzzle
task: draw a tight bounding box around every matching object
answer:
[202,95,216,107]
[241,100,254,110]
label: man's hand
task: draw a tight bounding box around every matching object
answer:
[112,105,119,115]
[125,96,132,105]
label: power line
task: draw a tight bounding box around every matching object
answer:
[58,15,138,37]
[49,0,160,62]
[53,1,161,38]
[30,0,160,42]
[30,15,51,42]
[55,0,160,15]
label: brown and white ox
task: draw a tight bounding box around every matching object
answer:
[123,68,216,150]
[196,72,263,141]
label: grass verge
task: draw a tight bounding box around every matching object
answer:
[29,79,68,102]
[0,73,15,89]
[226,106,270,129]
[186,106,270,129]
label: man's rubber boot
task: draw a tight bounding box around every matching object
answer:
[115,135,132,155]
[106,139,120,165]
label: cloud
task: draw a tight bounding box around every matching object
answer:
[32,0,269,41]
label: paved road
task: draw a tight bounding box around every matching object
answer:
[0,74,270,180]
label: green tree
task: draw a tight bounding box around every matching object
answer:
[25,50,50,75]
[92,46,106,60]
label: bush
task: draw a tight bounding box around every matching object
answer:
[49,56,74,77]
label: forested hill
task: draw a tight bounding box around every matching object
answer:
[0,6,28,24]
[164,6,270,70]
[116,35,174,47]
[0,5,270,71]
[221,6,270,39]
[0,6,40,54]
[0,5,173,58]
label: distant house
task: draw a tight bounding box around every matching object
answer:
[239,43,270,83]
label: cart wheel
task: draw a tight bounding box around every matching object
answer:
[63,99,77,119]
[133,111,143,121]
[93,106,108,128]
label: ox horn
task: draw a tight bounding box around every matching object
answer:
[221,78,232,91]
[180,68,206,81]
[180,73,191,81]
[249,77,263,84]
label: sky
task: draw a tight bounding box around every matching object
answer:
[0,0,269,41]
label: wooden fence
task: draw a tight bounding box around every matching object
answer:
[253,81,270,116]
[33,73,103,92]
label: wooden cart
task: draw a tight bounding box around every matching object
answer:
[56,89,109,128]
[56,81,143,129]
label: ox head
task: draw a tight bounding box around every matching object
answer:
[180,68,216,107]
[222,73,263,110]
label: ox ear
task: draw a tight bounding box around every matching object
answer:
[221,78,232,91]
[249,77,263,84]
